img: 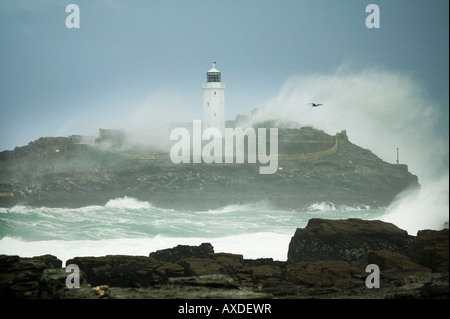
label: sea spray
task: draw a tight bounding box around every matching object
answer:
[380,174,449,235]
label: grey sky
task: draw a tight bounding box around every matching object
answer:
[1,0,448,178]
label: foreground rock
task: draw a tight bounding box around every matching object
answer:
[1,219,448,299]
[65,255,186,287]
[149,243,214,262]
[408,229,449,272]
[288,218,412,264]
[0,254,61,298]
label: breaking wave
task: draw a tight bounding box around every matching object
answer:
[105,196,153,209]
[203,200,278,214]
[304,202,371,212]
[380,174,449,235]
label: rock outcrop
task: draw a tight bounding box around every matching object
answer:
[1,220,448,299]
[287,218,413,264]
[39,267,99,299]
[408,229,449,272]
[149,243,214,262]
[65,255,185,287]
[0,254,62,298]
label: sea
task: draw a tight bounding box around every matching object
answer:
[2,183,449,265]
[0,196,390,264]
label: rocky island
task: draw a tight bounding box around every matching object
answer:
[0,125,418,210]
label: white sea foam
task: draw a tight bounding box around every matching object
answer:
[204,200,276,214]
[305,202,370,212]
[0,232,291,265]
[105,196,152,209]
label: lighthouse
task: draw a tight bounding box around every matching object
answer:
[203,62,225,134]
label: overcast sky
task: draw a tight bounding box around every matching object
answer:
[0,0,448,180]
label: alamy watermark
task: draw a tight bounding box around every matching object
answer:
[65,4,379,30]
[65,4,80,29]
[65,264,80,288]
[169,120,279,175]
[366,4,380,29]
[365,264,380,288]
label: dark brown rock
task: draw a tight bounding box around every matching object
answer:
[384,272,449,299]
[106,274,271,299]
[149,243,214,262]
[407,229,449,272]
[287,218,412,263]
[38,268,100,299]
[367,250,430,272]
[180,253,244,278]
[65,255,185,287]
[250,265,283,282]
[286,260,364,287]
[0,254,62,299]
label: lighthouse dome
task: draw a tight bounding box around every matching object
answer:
[206,62,221,83]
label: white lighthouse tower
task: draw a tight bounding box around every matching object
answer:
[203,62,225,134]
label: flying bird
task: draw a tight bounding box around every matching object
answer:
[309,103,323,107]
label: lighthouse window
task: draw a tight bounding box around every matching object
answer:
[207,72,221,82]
[214,91,216,95]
